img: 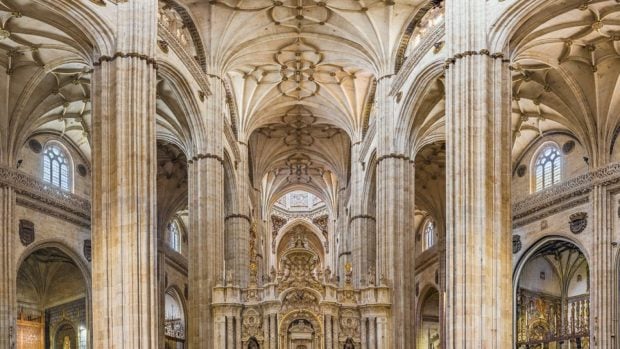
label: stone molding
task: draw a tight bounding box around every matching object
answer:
[349,215,376,224]
[0,166,91,226]
[443,49,508,69]
[158,24,211,94]
[225,213,251,223]
[391,24,445,92]
[512,162,620,227]
[95,52,158,68]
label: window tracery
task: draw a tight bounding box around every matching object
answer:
[42,143,71,191]
[534,145,562,192]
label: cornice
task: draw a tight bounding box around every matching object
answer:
[0,166,91,227]
[512,162,620,227]
[391,24,445,93]
[158,25,211,95]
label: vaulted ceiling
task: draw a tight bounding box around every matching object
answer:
[179,0,427,205]
[510,0,620,167]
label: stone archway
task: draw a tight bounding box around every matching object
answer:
[279,310,324,349]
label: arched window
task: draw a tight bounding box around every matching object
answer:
[168,220,182,253]
[534,145,562,192]
[423,219,436,250]
[42,143,71,191]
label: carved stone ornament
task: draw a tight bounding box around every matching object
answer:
[83,239,92,262]
[241,308,263,339]
[339,309,361,341]
[18,220,35,246]
[569,212,588,234]
[512,235,522,254]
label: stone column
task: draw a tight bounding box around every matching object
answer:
[368,317,376,349]
[375,74,416,348]
[188,74,226,348]
[90,2,159,348]
[326,314,333,349]
[225,142,251,287]
[0,185,15,349]
[236,314,242,349]
[444,0,512,347]
[227,316,234,348]
[270,314,277,349]
[376,317,388,349]
[332,314,339,349]
[263,313,270,349]
[590,184,614,347]
[349,141,375,287]
[360,317,367,349]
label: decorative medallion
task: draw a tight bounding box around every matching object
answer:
[516,164,527,177]
[569,212,587,234]
[18,220,34,246]
[83,239,92,262]
[562,140,575,154]
[28,139,42,153]
[512,235,522,254]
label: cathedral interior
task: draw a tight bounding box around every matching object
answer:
[1,0,619,348]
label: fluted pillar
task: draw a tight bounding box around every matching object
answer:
[227,316,234,348]
[263,313,270,349]
[444,0,512,347]
[360,317,367,349]
[332,314,339,349]
[375,75,416,349]
[91,2,159,348]
[0,186,15,349]
[326,314,333,349]
[188,73,226,347]
[368,317,376,349]
[590,184,614,347]
[270,314,277,349]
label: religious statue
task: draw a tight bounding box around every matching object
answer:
[344,337,355,349]
[63,335,71,349]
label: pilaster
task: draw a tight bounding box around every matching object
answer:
[590,184,615,348]
[0,185,15,349]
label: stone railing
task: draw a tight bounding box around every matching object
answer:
[0,166,91,226]
[512,162,620,227]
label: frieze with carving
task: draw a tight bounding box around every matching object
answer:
[0,166,90,225]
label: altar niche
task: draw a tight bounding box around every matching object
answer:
[16,245,89,349]
[514,239,590,349]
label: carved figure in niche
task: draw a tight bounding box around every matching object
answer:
[247,337,259,349]
[344,337,355,349]
[63,336,71,349]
